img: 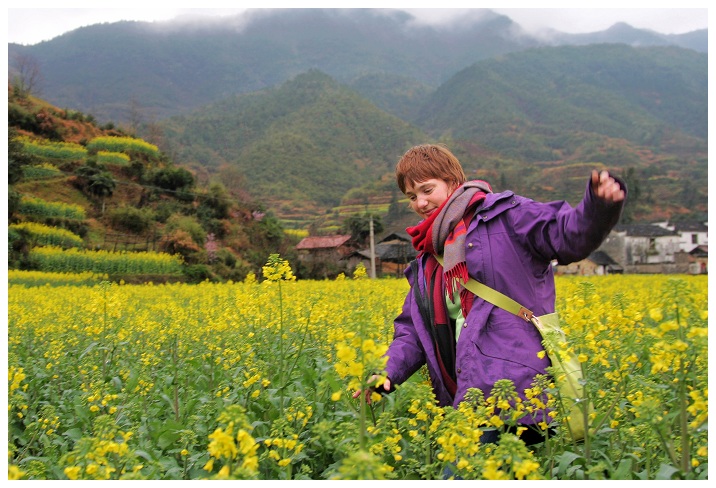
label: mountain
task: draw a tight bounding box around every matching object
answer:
[7,8,708,230]
[544,22,708,53]
[413,44,707,219]
[156,44,707,227]
[160,69,424,219]
[8,8,706,125]
[417,44,707,143]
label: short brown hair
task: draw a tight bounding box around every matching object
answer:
[395,144,466,194]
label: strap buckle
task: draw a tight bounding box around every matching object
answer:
[518,307,534,322]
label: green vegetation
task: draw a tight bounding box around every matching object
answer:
[96,151,131,166]
[20,137,88,160]
[158,47,706,225]
[28,246,184,275]
[7,270,109,287]
[162,70,424,213]
[22,162,63,180]
[8,91,301,282]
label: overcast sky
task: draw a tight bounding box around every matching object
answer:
[6,3,710,46]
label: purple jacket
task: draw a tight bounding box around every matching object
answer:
[385,177,625,421]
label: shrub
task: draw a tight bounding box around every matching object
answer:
[164,215,206,246]
[108,206,155,234]
[183,264,214,283]
[149,167,195,193]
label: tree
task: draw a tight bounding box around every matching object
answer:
[150,167,195,192]
[126,97,144,136]
[10,52,42,97]
[8,128,36,220]
[343,213,383,247]
[217,164,251,202]
[619,167,641,224]
[198,182,232,220]
[8,127,35,185]
[73,164,116,215]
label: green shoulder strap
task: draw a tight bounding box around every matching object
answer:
[435,255,534,322]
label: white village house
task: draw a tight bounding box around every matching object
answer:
[597,223,706,274]
[654,221,708,253]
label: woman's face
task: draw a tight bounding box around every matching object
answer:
[405,178,455,220]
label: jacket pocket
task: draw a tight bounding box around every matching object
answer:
[467,311,550,391]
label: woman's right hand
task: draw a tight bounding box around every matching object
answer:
[352,375,392,404]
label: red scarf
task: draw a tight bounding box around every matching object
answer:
[406,180,492,320]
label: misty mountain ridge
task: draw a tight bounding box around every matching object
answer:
[8,8,706,124]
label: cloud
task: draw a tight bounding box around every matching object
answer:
[6,7,709,46]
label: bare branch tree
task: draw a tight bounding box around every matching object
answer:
[10,52,43,97]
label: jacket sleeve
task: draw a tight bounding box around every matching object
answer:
[384,273,427,386]
[512,175,627,265]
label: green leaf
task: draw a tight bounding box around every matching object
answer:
[655,463,680,480]
[62,428,83,442]
[614,458,634,479]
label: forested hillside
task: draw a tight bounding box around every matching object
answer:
[413,44,708,220]
[7,88,300,282]
[160,70,424,224]
[157,45,707,227]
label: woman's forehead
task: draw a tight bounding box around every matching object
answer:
[405,178,443,193]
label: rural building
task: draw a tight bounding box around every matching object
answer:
[673,245,708,274]
[302,222,707,277]
[295,234,355,263]
[654,221,708,253]
[598,224,686,273]
[556,250,623,276]
[351,231,417,277]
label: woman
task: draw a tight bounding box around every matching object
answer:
[356,143,626,444]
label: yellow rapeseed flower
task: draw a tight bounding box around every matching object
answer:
[208,427,238,460]
[9,465,26,480]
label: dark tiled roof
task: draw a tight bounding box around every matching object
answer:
[669,221,708,232]
[376,242,417,261]
[378,231,412,244]
[296,234,352,250]
[588,250,621,267]
[356,242,417,262]
[689,245,708,257]
[614,224,678,237]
